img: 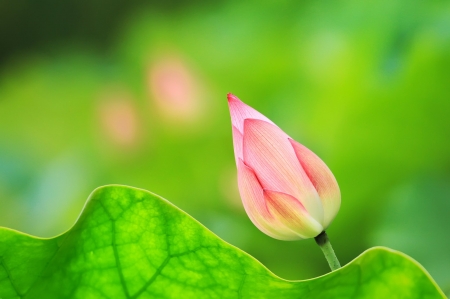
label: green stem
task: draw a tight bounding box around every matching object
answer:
[314,231,341,271]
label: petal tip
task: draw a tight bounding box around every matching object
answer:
[243,118,282,138]
[227,93,241,103]
[242,118,263,129]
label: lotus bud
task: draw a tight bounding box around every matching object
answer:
[227,93,340,240]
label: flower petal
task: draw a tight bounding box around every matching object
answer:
[289,139,341,228]
[231,125,243,165]
[264,190,323,239]
[243,119,324,223]
[237,159,297,240]
[227,93,274,133]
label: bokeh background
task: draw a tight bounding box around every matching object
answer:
[1,0,449,295]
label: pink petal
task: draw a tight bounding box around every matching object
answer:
[243,119,324,223]
[264,190,323,239]
[289,139,341,228]
[231,125,243,165]
[227,93,274,133]
[237,159,297,240]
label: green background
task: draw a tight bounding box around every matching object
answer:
[0,0,449,296]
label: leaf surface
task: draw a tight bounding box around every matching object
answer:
[0,185,445,298]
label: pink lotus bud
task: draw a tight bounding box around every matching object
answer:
[228,93,340,240]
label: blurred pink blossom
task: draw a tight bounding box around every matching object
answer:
[147,55,202,122]
[98,89,140,148]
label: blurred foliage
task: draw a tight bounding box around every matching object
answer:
[0,0,449,291]
[0,0,221,66]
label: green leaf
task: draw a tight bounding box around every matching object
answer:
[0,185,445,298]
